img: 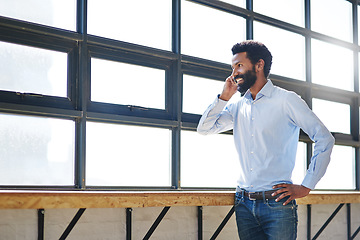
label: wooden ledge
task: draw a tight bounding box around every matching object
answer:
[0,191,234,209]
[296,191,360,205]
[0,191,359,209]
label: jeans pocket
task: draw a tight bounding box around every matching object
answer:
[265,199,297,209]
[234,192,243,206]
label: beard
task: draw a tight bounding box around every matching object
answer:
[235,66,257,96]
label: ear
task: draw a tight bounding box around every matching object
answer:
[256,59,265,73]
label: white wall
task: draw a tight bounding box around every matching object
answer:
[0,204,359,239]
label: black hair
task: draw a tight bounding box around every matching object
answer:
[231,40,272,78]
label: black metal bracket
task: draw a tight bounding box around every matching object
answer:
[210,206,235,240]
[37,208,86,240]
[143,206,171,240]
[312,203,344,240]
[351,226,360,240]
[59,208,86,240]
[33,203,360,239]
[347,203,360,240]
[308,203,360,240]
[197,205,235,240]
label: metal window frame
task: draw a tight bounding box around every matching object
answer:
[0,0,358,191]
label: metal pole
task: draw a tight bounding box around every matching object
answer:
[37,209,45,240]
[198,206,203,240]
[126,208,132,240]
[307,204,311,240]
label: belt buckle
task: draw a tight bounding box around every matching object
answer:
[248,192,256,200]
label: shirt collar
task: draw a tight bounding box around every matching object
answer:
[244,80,274,101]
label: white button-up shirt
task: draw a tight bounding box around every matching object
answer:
[197,80,335,191]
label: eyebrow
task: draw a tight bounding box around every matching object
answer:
[231,61,241,69]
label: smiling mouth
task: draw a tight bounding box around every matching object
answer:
[235,78,244,84]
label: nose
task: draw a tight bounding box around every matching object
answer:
[231,68,237,77]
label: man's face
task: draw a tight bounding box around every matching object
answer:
[231,52,257,96]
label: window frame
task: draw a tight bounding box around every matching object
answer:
[0,0,358,191]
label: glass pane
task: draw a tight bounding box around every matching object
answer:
[254,22,305,81]
[311,0,352,42]
[292,142,307,185]
[181,131,239,188]
[253,0,304,27]
[182,0,246,63]
[312,98,350,134]
[88,0,171,51]
[311,39,353,91]
[91,58,165,109]
[315,145,355,190]
[359,52,360,91]
[183,75,241,114]
[359,5,360,44]
[0,41,68,97]
[0,0,76,31]
[0,113,75,185]
[86,122,171,187]
[221,0,246,7]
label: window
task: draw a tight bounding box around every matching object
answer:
[0,0,76,30]
[0,113,75,185]
[181,130,239,188]
[253,0,305,27]
[183,75,223,115]
[91,58,166,109]
[316,145,355,190]
[292,142,307,185]
[311,39,353,91]
[0,0,358,191]
[0,41,68,97]
[182,74,241,115]
[88,0,172,51]
[222,0,246,7]
[312,99,350,134]
[181,0,246,63]
[253,22,306,81]
[86,122,171,187]
[311,0,352,42]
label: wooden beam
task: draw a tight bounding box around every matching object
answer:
[296,191,360,205]
[0,191,234,209]
[0,191,359,209]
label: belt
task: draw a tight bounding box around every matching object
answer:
[240,190,278,200]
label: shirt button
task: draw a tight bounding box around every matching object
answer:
[250,151,254,154]
[251,117,255,120]
[251,134,254,137]
[250,185,253,188]
[250,168,253,171]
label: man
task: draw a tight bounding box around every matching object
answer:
[197,40,335,240]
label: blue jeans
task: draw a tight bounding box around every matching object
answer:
[234,191,298,240]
